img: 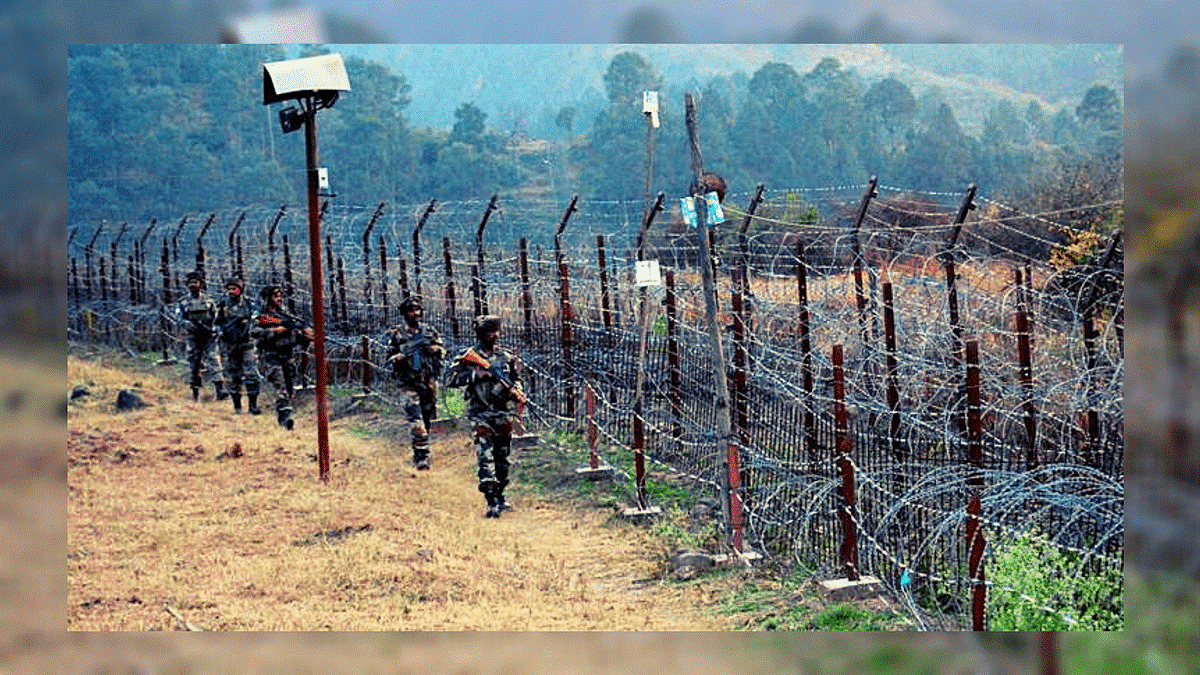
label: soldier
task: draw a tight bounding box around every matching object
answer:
[251,285,313,430]
[386,296,445,469]
[215,277,261,415]
[446,315,526,518]
[174,270,227,402]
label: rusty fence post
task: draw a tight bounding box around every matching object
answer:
[833,344,859,580]
[360,335,372,393]
[520,238,533,346]
[596,235,613,334]
[398,251,410,300]
[664,267,683,447]
[797,239,816,462]
[965,340,987,630]
[555,195,579,419]
[378,234,389,328]
[282,234,295,314]
[443,237,459,340]
[585,378,600,469]
[362,202,385,331]
[1016,268,1038,469]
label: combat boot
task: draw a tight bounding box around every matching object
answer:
[483,485,502,518]
[247,394,261,415]
[231,394,242,413]
[496,491,512,513]
[214,381,229,401]
[412,427,431,469]
[277,407,294,430]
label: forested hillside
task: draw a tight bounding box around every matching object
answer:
[68,44,1122,230]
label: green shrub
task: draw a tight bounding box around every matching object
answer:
[986,529,1122,630]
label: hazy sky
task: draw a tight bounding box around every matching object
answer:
[285,0,1193,76]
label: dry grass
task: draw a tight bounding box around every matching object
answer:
[67,347,736,631]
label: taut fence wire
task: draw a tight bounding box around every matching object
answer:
[68,178,1124,629]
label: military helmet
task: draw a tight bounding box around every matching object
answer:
[260,284,283,301]
[474,314,502,337]
[399,296,423,313]
[185,270,203,283]
[224,277,245,291]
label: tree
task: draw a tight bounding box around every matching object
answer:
[450,102,487,149]
[861,76,917,176]
[802,57,864,184]
[602,51,662,107]
[734,62,807,187]
[555,106,576,135]
[1075,84,1122,155]
[905,102,976,191]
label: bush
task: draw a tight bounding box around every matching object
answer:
[986,528,1122,630]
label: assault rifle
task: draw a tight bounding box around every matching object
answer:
[460,347,527,433]
[219,314,250,345]
[389,331,443,379]
[256,312,311,346]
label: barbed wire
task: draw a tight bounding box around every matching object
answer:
[67,180,1123,629]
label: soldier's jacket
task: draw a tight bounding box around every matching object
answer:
[251,307,309,359]
[216,296,256,346]
[446,341,523,420]
[386,322,445,384]
[176,293,218,335]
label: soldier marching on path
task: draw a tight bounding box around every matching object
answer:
[251,285,313,430]
[175,270,227,402]
[215,277,261,415]
[386,296,446,470]
[446,315,526,518]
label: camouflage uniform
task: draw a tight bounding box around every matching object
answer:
[175,272,225,401]
[251,286,310,429]
[215,279,261,414]
[446,316,524,517]
[386,299,445,469]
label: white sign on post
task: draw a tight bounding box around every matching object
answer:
[643,90,659,128]
[635,259,662,287]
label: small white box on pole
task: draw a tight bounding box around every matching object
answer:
[643,90,660,128]
[635,259,661,287]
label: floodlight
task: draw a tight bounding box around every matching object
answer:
[262,53,350,106]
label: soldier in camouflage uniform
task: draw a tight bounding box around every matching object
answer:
[175,270,226,402]
[386,296,445,469]
[446,315,526,518]
[251,285,313,430]
[215,277,261,415]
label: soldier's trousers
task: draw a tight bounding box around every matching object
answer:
[260,355,296,413]
[219,343,259,396]
[471,415,513,496]
[401,384,437,462]
[186,332,222,389]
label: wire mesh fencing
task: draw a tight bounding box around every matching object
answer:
[67,180,1124,629]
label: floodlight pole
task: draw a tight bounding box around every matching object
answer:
[303,94,332,482]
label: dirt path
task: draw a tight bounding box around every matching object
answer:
[66,351,737,631]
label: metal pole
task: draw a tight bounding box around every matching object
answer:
[302,95,332,483]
